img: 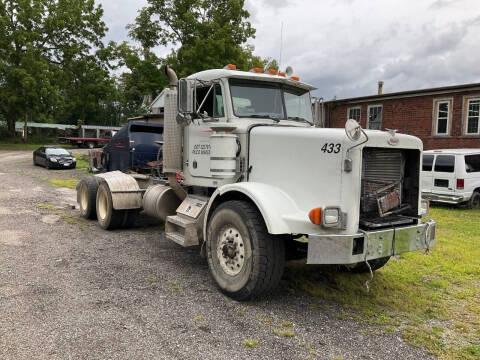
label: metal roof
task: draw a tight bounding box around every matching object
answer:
[424,149,480,155]
[325,82,480,104]
[14,122,76,130]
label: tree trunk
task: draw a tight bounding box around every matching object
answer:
[7,118,16,137]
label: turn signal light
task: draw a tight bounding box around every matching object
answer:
[250,67,263,73]
[457,179,464,189]
[278,72,286,77]
[290,76,299,81]
[266,68,277,75]
[224,64,237,70]
[308,207,322,225]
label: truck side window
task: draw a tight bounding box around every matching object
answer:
[422,155,434,171]
[196,84,224,118]
[434,155,455,173]
[465,154,480,173]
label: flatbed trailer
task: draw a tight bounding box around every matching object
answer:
[60,137,111,148]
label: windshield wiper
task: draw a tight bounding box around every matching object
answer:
[248,114,280,122]
[287,116,312,124]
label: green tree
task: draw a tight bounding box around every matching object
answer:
[0,0,107,136]
[114,42,167,120]
[127,0,262,78]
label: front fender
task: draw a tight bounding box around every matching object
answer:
[203,182,316,239]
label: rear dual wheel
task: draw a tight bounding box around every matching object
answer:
[78,176,99,219]
[206,200,285,300]
[96,182,138,230]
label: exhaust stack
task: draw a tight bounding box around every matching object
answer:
[165,65,178,89]
[163,65,186,201]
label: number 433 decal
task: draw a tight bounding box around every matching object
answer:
[321,143,341,153]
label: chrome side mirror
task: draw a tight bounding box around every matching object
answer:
[178,78,194,114]
[344,119,369,172]
[345,119,362,141]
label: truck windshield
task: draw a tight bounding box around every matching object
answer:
[284,86,313,123]
[230,79,284,119]
[229,79,312,123]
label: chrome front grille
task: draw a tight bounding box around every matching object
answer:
[361,148,405,214]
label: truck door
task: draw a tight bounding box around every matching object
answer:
[187,82,225,177]
[432,154,456,195]
[421,154,434,194]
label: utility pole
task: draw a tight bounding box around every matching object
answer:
[23,114,28,143]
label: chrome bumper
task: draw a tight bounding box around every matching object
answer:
[422,192,466,204]
[307,220,436,265]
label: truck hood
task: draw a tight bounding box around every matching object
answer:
[247,126,423,234]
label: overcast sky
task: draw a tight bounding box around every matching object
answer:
[98,0,480,100]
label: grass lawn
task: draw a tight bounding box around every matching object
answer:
[284,206,480,359]
[42,154,90,189]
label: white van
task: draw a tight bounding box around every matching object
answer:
[421,149,480,208]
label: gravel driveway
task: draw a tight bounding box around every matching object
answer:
[0,150,435,360]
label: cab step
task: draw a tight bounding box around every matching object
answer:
[164,196,208,247]
[165,214,199,247]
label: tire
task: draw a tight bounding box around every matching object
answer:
[70,163,76,169]
[96,182,124,230]
[206,200,285,300]
[122,209,138,228]
[343,256,391,273]
[77,176,99,219]
[468,191,480,209]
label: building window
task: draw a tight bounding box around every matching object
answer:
[367,105,382,130]
[347,107,361,122]
[466,99,480,134]
[436,101,449,135]
[432,99,452,136]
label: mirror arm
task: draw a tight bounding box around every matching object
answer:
[344,129,369,172]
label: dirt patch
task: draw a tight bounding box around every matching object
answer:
[41,214,61,224]
[0,230,26,246]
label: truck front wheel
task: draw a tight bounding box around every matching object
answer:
[206,200,285,300]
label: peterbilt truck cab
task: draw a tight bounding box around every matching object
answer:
[77,65,436,300]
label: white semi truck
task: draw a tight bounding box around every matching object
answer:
[77,65,436,300]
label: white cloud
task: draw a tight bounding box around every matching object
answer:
[98,0,480,99]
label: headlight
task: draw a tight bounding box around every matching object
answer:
[72,158,76,162]
[50,158,58,162]
[323,207,340,227]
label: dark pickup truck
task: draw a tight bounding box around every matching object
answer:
[96,121,163,173]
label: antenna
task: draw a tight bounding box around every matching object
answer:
[279,22,283,71]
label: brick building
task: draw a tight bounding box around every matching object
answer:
[322,82,480,150]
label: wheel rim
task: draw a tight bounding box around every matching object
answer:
[216,226,245,276]
[98,188,108,220]
[80,184,88,212]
